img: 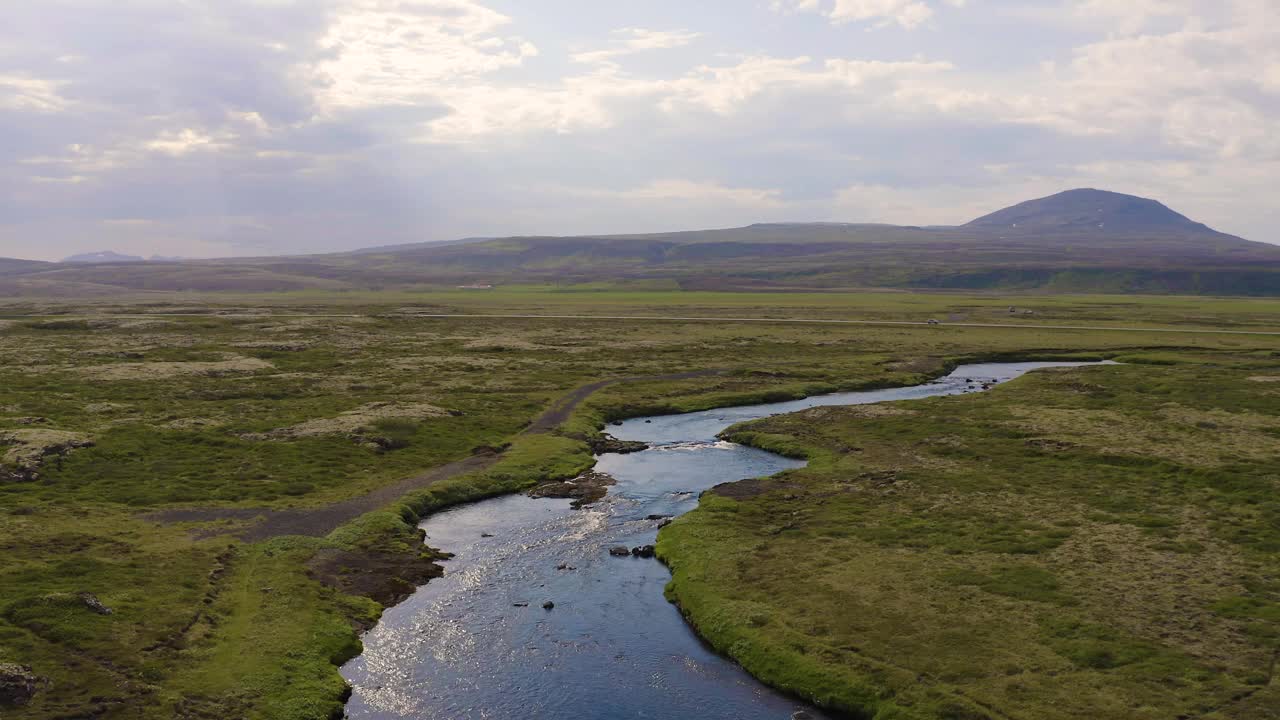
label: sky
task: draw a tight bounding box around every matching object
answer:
[1,0,1277,261]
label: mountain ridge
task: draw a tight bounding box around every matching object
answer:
[2,189,1277,297]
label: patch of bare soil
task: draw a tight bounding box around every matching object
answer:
[307,544,446,618]
[709,476,795,500]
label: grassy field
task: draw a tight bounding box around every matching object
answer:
[1,289,1278,718]
[660,356,1280,719]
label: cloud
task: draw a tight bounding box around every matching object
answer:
[595,179,786,207]
[0,0,1277,261]
[0,75,70,112]
[571,28,702,65]
[771,0,964,29]
[316,0,537,110]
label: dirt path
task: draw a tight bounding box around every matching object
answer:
[146,369,724,542]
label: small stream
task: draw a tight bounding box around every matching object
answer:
[342,362,1105,719]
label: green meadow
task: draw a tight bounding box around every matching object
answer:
[1,289,1277,718]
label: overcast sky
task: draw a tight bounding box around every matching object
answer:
[1,0,1276,261]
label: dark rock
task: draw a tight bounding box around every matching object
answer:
[631,545,656,558]
[481,533,495,538]
[542,601,555,610]
[513,602,528,608]
[0,663,45,706]
[646,514,672,521]
[76,592,112,615]
[656,518,673,529]
[555,563,576,571]
[644,420,651,424]
[587,434,649,455]
[791,712,815,720]
[608,546,631,557]
[529,471,617,509]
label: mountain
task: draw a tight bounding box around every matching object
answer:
[3,189,1278,297]
[62,251,146,263]
[966,189,1218,235]
[0,257,54,277]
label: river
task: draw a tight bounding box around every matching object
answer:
[341,362,1105,719]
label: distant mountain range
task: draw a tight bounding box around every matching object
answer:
[62,251,188,263]
[5,189,1279,297]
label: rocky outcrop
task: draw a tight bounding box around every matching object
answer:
[587,434,649,455]
[528,471,617,509]
[0,429,94,482]
[0,664,45,706]
[75,592,113,615]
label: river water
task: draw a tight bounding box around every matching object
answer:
[342,362,1104,719]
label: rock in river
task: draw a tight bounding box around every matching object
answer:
[631,545,656,558]
[529,471,617,509]
[608,546,631,557]
[588,433,649,455]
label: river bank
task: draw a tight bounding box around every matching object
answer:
[658,359,1280,719]
[341,363,1102,718]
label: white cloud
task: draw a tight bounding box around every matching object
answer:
[144,128,227,156]
[572,28,702,65]
[604,179,786,207]
[316,0,537,110]
[424,54,953,141]
[0,75,70,112]
[2,0,1279,260]
[771,0,960,29]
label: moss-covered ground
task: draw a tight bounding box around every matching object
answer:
[1,289,1277,718]
[661,356,1280,720]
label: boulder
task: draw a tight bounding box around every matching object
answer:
[631,545,656,558]
[542,601,555,610]
[608,546,631,557]
[76,592,112,615]
[0,664,44,707]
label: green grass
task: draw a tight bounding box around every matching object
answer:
[3,290,1280,718]
[659,359,1280,719]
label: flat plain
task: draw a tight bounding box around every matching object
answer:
[1,288,1278,719]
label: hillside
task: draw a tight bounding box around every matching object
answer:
[965,188,1218,235]
[63,251,146,264]
[3,189,1279,296]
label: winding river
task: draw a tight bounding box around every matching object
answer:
[342,362,1104,719]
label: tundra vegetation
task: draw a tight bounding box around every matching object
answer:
[0,288,1277,719]
[663,359,1280,720]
